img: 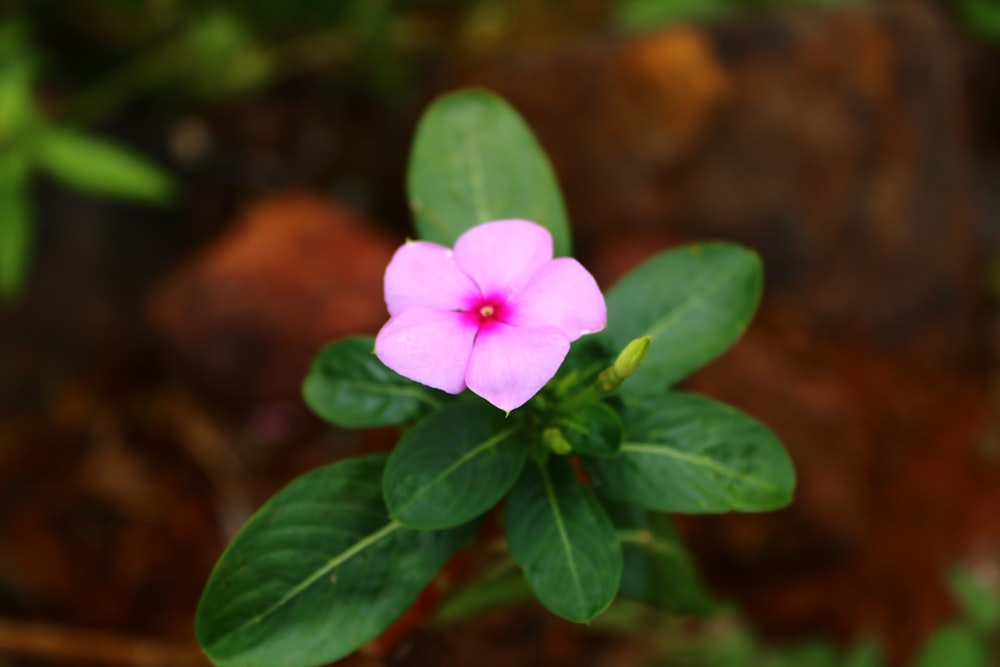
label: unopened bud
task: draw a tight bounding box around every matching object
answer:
[543,427,573,455]
[613,336,651,381]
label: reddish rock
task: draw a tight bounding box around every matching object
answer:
[459,2,985,374]
[150,195,396,403]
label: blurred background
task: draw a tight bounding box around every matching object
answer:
[1,0,999,665]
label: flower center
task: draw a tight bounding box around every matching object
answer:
[466,294,507,326]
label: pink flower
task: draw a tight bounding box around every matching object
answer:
[374,220,607,412]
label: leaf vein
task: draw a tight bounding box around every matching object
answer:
[456,112,491,223]
[620,441,778,491]
[395,428,517,514]
[539,463,586,612]
[328,380,443,408]
[224,521,402,641]
[642,269,736,342]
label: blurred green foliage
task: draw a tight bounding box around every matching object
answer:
[596,598,886,667]
[10,0,472,122]
[661,627,885,667]
[0,0,466,301]
[2,0,994,297]
[728,563,1000,667]
[613,0,868,30]
[613,0,1000,53]
[958,0,1000,42]
[1,0,559,300]
[911,565,1000,667]
[594,562,1000,667]
[0,22,173,300]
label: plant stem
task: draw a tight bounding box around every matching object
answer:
[0,618,209,667]
[431,556,532,625]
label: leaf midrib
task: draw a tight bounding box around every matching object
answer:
[640,263,741,343]
[455,109,492,224]
[539,463,586,614]
[327,378,443,409]
[620,441,779,492]
[212,520,402,647]
[395,427,518,515]
[411,105,493,243]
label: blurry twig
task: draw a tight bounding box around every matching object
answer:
[153,389,254,540]
[0,618,209,667]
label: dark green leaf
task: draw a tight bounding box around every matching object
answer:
[195,455,473,667]
[303,336,444,428]
[35,127,174,203]
[0,151,31,299]
[914,623,987,667]
[543,337,614,402]
[559,336,614,382]
[504,459,622,622]
[586,392,795,513]
[602,499,715,614]
[384,400,525,530]
[407,88,571,256]
[603,243,762,394]
[555,401,623,457]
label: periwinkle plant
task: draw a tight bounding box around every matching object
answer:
[194,88,796,667]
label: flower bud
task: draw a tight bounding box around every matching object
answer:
[543,427,573,455]
[613,336,651,381]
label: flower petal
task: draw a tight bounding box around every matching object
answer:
[507,257,607,340]
[465,323,570,411]
[453,220,553,297]
[384,241,480,316]
[375,307,477,393]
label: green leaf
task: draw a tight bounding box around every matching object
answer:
[914,623,987,667]
[602,499,715,614]
[614,0,737,30]
[559,336,615,382]
[384,400,525,530]
[181,11,272,97]
[35,127,174,203]
[762,642,839,667]
[842,639,886,667]
[0,151,31,299]
[504,459,622,622]
[545,336,615,401]
[407,88,572,256]
[585,392,795,513]
[959,0,1000,41]
[195,455,473,667]
[554,401,623,457]
[303,336,445,428]
[948,565,1000,634]
[603,243,762,394]
[0,24,35,146]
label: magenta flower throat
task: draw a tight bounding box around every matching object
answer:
[375,219,607,411]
